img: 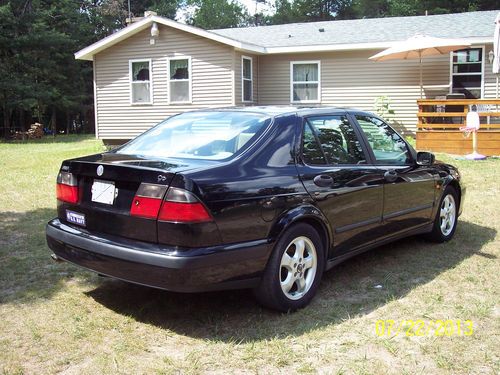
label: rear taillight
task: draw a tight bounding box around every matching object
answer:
[56,171,79,204]
[130,184,212,223]
[158,187,212,223]
[130,183,167,219]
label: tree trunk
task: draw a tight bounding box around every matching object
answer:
[66,112,70,135]
[19,109,26,141]
[51,108,56,137]
[19,109,26,132]
[2,103,10,139]
[2,102,10,139]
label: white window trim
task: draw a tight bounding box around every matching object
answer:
[167,56,192,104]
[129,58,153,105]
[241,55,253,103]
[290,60,321,104]
[449,45,485,99]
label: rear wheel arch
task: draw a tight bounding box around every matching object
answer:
[268,205,332,262]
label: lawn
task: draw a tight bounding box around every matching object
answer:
[0,136,499,374]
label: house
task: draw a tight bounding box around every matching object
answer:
[75,10,499,142]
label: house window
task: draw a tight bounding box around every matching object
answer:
[451,48,483,99]
[130,59,152,104]
[168,57,191,103]
[242,56,253,102]
[291,61,320,103]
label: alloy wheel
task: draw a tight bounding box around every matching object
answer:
[279,236,318,300]
[440,194,456,236]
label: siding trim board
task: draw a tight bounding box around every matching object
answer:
[93,59,99,139]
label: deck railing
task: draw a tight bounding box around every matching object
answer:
[416,99,500,156]
[417,99,500,130]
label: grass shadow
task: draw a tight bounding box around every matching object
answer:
[0,209,96,304]
[86,220,496,342]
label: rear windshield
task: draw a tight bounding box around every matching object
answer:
[116,111,271,160]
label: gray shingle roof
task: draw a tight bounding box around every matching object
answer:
[212,10,499,48]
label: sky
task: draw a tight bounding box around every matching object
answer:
[238,0,274,15]
[176,0,275,23]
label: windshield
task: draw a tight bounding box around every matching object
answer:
[116,111,272,160]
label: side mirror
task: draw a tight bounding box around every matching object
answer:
[416,151,435,166]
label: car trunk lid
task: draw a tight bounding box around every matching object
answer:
[57,153,201,243]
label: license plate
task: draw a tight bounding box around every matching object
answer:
[66,210,86,227]
[91,179,116,205]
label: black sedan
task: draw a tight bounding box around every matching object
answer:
[46,107,465,311]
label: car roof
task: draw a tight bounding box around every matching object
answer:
[205,106,374,117]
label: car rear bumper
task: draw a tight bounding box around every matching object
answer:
[46,219,271,292]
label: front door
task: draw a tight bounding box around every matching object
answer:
[353,114,436,236]
[296,114,385,256]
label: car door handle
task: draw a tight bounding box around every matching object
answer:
[384,170,398,182]
[313,174,333,187]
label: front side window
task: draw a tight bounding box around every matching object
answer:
[169,57,191,103]
[116,111,271,160]
[451,48,483,99]
[355,115,411,165]
[291,61,320,103]
[242,56,253,102]
[302,115,366,165]
[130,60,152,104]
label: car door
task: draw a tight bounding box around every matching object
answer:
[353,114,436,236]
[296,113,386,256]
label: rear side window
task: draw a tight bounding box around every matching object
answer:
[302,115,366,165]
[117,112,271,160]
[355,115,411,165]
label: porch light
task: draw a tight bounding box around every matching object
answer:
[488,50,494,64]
[151,22,159,38]
[150,22,159,45]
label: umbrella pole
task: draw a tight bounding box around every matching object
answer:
[419,51,423,99]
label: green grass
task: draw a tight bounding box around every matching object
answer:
[0,135,499,374]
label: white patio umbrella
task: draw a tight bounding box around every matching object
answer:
[493,12,500,98]
[369,34,471,98]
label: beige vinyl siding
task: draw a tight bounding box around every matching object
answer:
[95,25,234,139]
[234,52,259,105]
[259,50,453,132]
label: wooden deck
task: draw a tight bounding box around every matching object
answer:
[416,99,500,156]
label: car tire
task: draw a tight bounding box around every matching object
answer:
[254,223,325,312]
[425,186,459,243]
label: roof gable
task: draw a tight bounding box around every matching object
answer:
[75,16,264,61]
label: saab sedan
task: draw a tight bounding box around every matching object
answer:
[46,107,464,311]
